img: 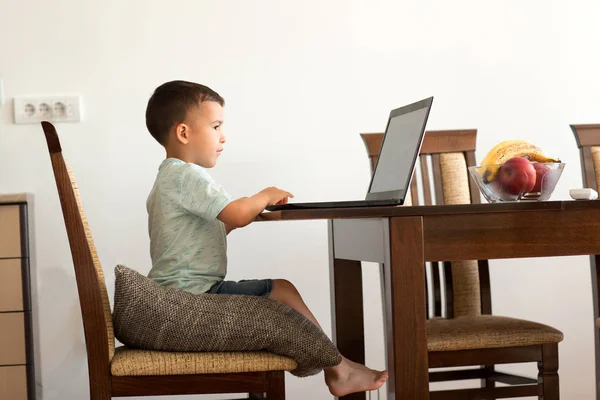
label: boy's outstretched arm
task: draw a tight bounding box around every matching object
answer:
[218,187,293,229]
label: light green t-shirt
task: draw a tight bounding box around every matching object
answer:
[146,158,232,294]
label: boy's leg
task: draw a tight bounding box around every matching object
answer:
[269,279,388,397]
[269,279,323,329]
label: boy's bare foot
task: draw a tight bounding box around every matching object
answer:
[324,356,389,397]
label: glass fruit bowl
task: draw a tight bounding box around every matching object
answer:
[468,161,565,202]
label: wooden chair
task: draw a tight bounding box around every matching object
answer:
[361,129,562,399]
[570,123,600,397]
[40,121,295,400]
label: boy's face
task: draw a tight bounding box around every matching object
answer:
[178,101,226,168]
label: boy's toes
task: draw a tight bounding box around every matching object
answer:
[376,371,389,384]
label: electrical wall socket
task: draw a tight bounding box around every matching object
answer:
[13,95,82,124]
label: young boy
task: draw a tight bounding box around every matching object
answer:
[145,80,388,396]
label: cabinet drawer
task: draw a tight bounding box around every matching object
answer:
[0,365,27,400]
[0,313,26,365]
[0,259,23,312]
[0,206,21,258]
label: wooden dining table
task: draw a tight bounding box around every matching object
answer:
[258,199,600,399]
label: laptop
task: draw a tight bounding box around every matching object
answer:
[265,96,433,211]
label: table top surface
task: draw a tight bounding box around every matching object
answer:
[0,193,30,205]
[257,198,600,221]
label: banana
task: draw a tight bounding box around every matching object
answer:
[478,140,560,183]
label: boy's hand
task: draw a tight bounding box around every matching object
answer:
[259,186,294,206]
[217,186,294,228]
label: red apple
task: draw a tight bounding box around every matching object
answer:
[497,156,536,195]
[531,163,550,193]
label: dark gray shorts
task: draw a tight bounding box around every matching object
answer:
[207,278,273,297]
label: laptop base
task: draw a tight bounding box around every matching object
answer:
[265,198,402,212]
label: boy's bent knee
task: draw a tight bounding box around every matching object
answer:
[272,279,299,295]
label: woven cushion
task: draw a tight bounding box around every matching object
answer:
[112,265,342,377]
[427,315,563,352]
[111,347,297,376]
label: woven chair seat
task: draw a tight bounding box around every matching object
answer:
[427,315,563,352]
[111,347,297,376]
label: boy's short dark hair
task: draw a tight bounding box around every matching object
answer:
[145,80,225,146]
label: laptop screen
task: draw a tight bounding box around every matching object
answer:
[366,97,433,201]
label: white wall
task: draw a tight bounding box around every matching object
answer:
[1,0,599,398]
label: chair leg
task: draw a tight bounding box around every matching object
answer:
[266,370,285,400]
[538,343,559,400]
[481,365,496,400]
[90,392,111,400]
[89,378,111,400]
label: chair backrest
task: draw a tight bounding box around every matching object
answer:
[571,124,600,190]
[41,122,115,369]
[361,129,492,318]
[571,124,600,338]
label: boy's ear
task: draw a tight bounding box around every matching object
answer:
[175,123,189,144]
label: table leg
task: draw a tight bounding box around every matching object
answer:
[590,255,600,399]
[329,220,366,400]
[383,216,429,399]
